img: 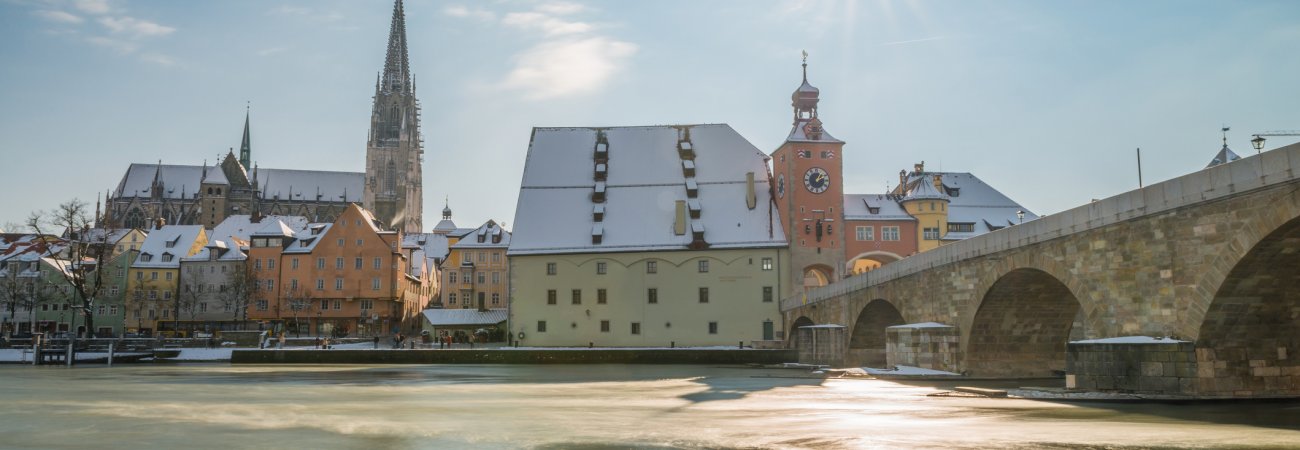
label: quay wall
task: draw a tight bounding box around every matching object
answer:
[231,349,796,365]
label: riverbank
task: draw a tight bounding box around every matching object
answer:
[232,347,796,365]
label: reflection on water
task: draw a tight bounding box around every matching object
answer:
[0,364,1297,449]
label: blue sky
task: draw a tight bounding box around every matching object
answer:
[2,0,1298,231]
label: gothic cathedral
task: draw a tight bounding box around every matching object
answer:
[771,56,847,292]
[364,0,424,234]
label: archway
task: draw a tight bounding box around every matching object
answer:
[1196,216,1300,397]
[966,268,1081,378]
[847,299,905,367]
[847,251,903,275]
[802,265,833,290]
[789,316,814,349]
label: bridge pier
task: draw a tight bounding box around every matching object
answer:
[1067,339,1196,395]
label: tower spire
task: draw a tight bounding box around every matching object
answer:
[240,103,252,169]
[381,0,411,94]
[802,50,808,82]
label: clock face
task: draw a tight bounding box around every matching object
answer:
[804,167,830,194]
[776,174,785,198]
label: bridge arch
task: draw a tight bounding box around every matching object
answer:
[789,316,815,349]
[847,299,906,367]
[965,267,1084,378]
[1195,214,1300,396]
[847,251,903,275]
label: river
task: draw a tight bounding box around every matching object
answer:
[0,364,1297,449]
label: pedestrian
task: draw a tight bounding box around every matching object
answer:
[373,335,380,349]
[277,332,285,349]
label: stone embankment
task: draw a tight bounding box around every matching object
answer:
[232,348,796,365]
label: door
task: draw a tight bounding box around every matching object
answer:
[762,320,774,340]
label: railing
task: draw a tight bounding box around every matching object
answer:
[782,142,1300,311]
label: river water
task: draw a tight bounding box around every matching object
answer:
[0,364,1297,449]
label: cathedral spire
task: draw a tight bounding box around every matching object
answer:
[381,0,411,94]
[240,104,252,169]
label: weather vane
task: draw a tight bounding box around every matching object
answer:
[802,50,808,63]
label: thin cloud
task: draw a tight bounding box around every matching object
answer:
[98,16,176,38]
[138,52,177,66]
[535,1,585,15]
[502,12,592,36]
[879,35,945,46]
[503,36,637,100]
[444,5,496,21]
[257,46,290,57]
[34,10,84,24]
[269,5,344,22]
[73,0,110,15]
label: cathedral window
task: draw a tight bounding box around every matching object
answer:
[385,160,397,195]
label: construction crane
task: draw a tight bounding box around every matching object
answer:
[1251,131,1300,154]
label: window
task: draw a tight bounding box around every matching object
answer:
[356,239,363,246]
[571,289,581,305]
[254,259,262,270]
[361,299,373,310]
[761,257,773,271]
[166,272,173,281]
[478,252,486,262]
[477,292,486,306]
[355,258,363,269]
[316,279,325,290]
[630,322,641,335]
[597,289,607,304]
[338,238,345,247]
[492,272,499,284]
[948,223,975,233]
[600,320,610,332]
[449,272,457,284]
[763,286,774,302]
[149,290,157,300]
[110,286,119,296]
[856,226,874,241]
[266,280,275,291]
[164,291,171,300]
[923,227,940,240]
[882,226,901,241]
[537,321,547,332]
[698,260,709,273]
[546,263,557,275]
[136,271,142,280]
[708,322,718,334]
[151,271,158,280]
[463,252,471,263]
[333,300,341,310]
[547,290,557,305]
[647,288,657,304]
[317,258,325,269]
[109,305,118,315]
[698,287,709,303]
[267,258,275,269]
[98,305,106,315]
[596,262,607,275]
[335,278,344,290]
[163,309,170,318]
[200,303,207,313]
[292,258,299,269]
[491,293,500,305]
[372,277,381,290]
[290,279,298,290]
[256,300,268,311]
[449,293,457,304]
[492,253,500,263]
[335,257,344,269]
[477,272,485,284]
[370,257,380,270]
[646,261,657,274]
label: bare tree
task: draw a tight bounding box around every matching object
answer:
[218,264,255,329]
[1,278,21,335]
[281,286,316,338]
[25,200,114,338]
[16,279,60,334]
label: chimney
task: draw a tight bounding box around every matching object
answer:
[914,161,925,174]
[898,170,907,190]
[154,217,165,230]
[745,172,757,210]
[673,200,687,236]
[932,174,944,190]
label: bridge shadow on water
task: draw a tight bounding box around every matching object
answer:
[678,373,824,404]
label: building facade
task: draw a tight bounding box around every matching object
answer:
[125,225,207,335]
[363,0,424,234]
[443,220,510,311]
[509,124,788,347]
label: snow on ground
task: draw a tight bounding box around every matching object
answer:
[887,322,952,329]
[1070,336,1187,344]
[171,348,233,361]
[858,365,961,376]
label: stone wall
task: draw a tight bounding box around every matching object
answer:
[1066,342,1196,394]
[886,325,959,373]
[232,349,796,365]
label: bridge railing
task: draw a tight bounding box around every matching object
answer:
[782,142,1300,311]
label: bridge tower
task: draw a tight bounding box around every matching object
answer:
[771,53,847,295]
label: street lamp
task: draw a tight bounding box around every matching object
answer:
[1017,210,1025,224]
[1251,135,1266,155]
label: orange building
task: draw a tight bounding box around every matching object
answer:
[246,204,426,337]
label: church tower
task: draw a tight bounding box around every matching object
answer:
[770,53,847,294]
[364,0,424,233]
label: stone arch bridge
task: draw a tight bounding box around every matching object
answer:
[782,143,1300,398]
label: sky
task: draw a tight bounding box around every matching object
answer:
[1,0,1298,231]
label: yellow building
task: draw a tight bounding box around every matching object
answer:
[509,125,788,347]
[441,220,510,310]
[899,173,950,253]
[126,224,207,334]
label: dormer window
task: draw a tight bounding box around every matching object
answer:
[140,253,153,262]
[161,253,174,262]
[165,237,179,248]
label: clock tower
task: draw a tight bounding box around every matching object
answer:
[771,54,847,294]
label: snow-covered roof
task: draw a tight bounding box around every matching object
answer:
[132,225,205,268]
[282,224,334,254]
[872,172,1037,241]
[81,228,139,245]
[432,219,457,233]
[203,164,229,185]
[452,220,511,249]
[113,164,206,199]
[250,219,299,238]
[402,233,450,271]
[510,124,786,255]
[843,194,915,221]
[184,239,248,262]
[421,308,508,326]
[211,215,308,245]
[903,175,948,201]
[256,168,364,203]
[785,119,842,143]
[1205,145,1242,168]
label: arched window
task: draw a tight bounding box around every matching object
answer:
[385,160,397,195]
[124,209,145,229]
